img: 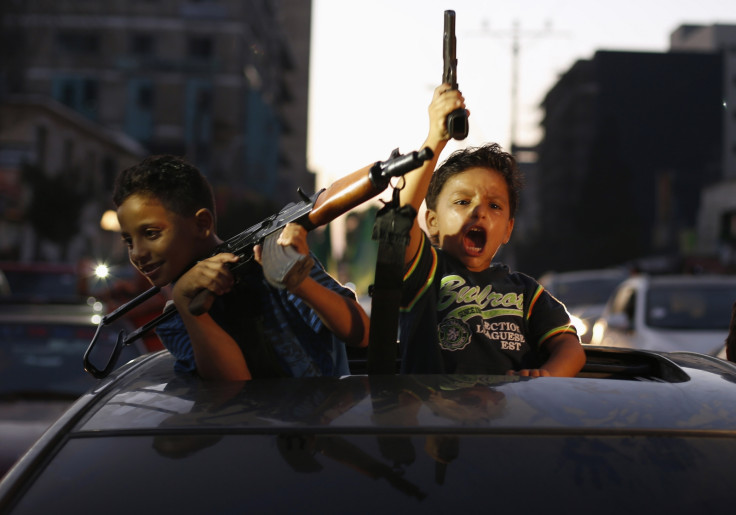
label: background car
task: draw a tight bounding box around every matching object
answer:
[0,301,146,478]
[538,268,629,342]
[0,261,87,304]
[1,346,735,513]
[590,274,736,355]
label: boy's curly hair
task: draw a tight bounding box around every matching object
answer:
[113,155,216,224]
[425,143,524,218]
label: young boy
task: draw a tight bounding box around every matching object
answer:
[113,155,369,381]
[398,85,585,377]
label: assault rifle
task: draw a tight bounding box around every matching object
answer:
[83,146,433,378]
[443,10,469,140]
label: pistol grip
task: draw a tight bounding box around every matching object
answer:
[446,108,469,140]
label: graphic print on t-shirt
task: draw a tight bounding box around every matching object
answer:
[437,274,526,353]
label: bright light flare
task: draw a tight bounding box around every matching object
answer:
[95,264,110,279]
[569,314,588,337]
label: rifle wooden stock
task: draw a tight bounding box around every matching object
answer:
[307,163,378,227]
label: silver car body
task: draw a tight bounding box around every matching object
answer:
[590,274,736,355]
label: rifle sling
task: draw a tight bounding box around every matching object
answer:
[366,199,416,374]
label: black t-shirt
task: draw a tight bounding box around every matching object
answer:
[400,234,577,374]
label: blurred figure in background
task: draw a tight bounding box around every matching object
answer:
[726,301,736,363]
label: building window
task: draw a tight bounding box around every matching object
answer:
[82,79,98,111]
[63,139,74,170]
[102,156,117,192]
[35,125,48,168]
[137,83,154,109]
[129,34,155,57]
[56,31,100,55]
[53,77,99,120]
[125,79,155,143]
[188,37,213,59]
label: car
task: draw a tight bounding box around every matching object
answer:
[0,262,85,304]
[1,345,736,513]
[590,274,736,355]
[538,268,629,342]
[0,302,146,479]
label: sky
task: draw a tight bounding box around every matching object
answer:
[307,0,736,189]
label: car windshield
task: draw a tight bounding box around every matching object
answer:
[645,283,736,330]
[551,277,624,306]
[0,322,139,397]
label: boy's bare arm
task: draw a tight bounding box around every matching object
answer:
[172,254,253,381]
[290,276,370,348]
[507,333,586,378]
[400,84,467,265]
[255,223,370,348]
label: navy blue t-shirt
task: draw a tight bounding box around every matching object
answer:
[156,256,351,378]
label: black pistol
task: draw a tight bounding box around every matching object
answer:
[443,10,469,140]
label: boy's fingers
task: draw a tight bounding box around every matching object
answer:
[253,244,263,264]
[277,224,309,255]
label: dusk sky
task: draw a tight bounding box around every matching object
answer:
[308,0,735,187]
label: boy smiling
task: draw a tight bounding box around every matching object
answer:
[114,155,369,380]
[398,85,585,377]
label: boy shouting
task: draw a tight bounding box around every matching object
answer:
[399,85,585,377]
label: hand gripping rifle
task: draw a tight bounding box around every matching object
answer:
[443,10,468,140]
[83,147,433,378]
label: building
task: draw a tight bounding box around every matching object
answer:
[671,24,736,266]
[0,0,313,261]
[516,43,725,277]
[0,94,146,261]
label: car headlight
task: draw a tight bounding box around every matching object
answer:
[590,320,605,345]
[569,314,588,337]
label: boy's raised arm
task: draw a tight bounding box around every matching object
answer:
[400,84,467,265]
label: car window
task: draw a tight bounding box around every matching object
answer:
[550,277,625,306]
[0,321,140,397]
[646,284,736,330]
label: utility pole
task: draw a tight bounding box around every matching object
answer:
[476,20,564,151]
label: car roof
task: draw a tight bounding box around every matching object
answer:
[51,348,736,436]
[539,268,629,283]
[3,347,736,514]
[626,273,736,286]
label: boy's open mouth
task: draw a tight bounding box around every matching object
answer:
[463,227,486,255]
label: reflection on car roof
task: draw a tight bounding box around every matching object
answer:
[76,350,736,435]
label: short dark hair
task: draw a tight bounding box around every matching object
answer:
[113,155,216,223]
[426,143,524,218]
